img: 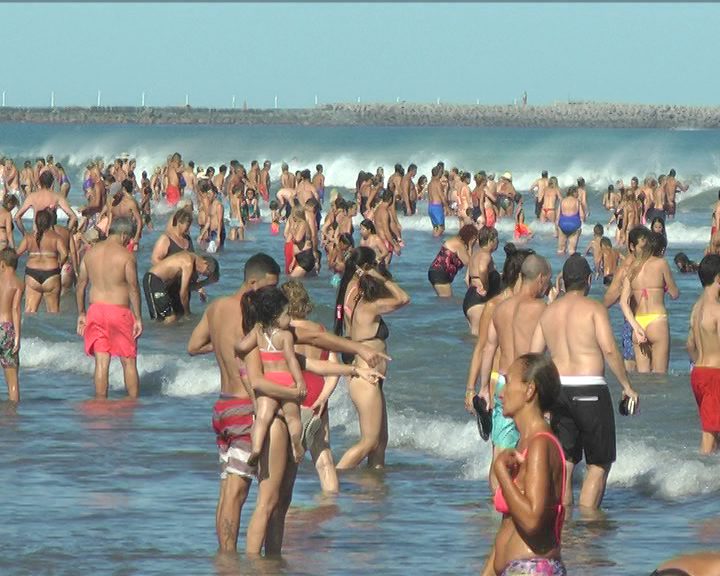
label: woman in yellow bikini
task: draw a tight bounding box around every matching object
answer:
[621,232,679,373]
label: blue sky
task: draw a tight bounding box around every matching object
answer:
[4,3,716,108]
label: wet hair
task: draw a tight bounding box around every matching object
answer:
[0,247,18,270]
[35,209,53,245]
[360,219,376,234]
[219,164,227,174]
[243,252,280,282]
[600,236,612,249]
[316,164,323,172]
[577,177,585,187]
[199,256,220,283]
[334,247,384,336]
[515,353,561,412]
[418,175,428,186]
[501,244,534,289]
[109,217,134,237]
[476,226,497,248]
[408,163,417,173]
[562,254,592,292]
[541,170,548,178]
[699,254,720,287]
[38,171,54,189]
[269,200,279,211]
[281,280,313,319]
[648,231,667,257]
[459,224,479,246]
[669,169,676,177]
[172,208,193,227]
[3,195,18,211]
[627,226,651,252]
[241,285,288,334]
[394,163,403,173]
[650,217,666,237]
[121,179,133,194]
[338,232,354,248]
[593,223,604,236]
[431,165,441,178]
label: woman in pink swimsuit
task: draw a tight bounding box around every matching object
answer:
[483,353,567,576]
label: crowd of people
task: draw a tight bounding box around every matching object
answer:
[0,153,718,575]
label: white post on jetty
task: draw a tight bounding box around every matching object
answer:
[476,98,480,105]
[97,90,101,107]
[2,91,5,107]
[274,95,278,109]
[396,96,400,103]
[51,91,55,108]
[185,94,189,106]
[436,97,440,105]
[141,92,145,107]
[315,94,318,106]
[357,97,361,103]
[232,95,236,109]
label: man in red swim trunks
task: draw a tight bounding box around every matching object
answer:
[76,217,143,398]
[688,254,720,454]
[165,152,182,206]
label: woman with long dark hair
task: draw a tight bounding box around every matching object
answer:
[334,247,410,469]
[16,209,67,313]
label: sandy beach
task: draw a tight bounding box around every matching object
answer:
[1,102,719,128]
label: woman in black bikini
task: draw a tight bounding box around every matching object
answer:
[334,247,410,469]
[463,226,501,335]
[16,209,67,313]
[150,208,194,265]
[287,207,316,278]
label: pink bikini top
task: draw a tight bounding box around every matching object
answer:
[493,432,566,544]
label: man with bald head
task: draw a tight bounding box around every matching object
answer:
[531,254,639,509]
[477,254,552,487]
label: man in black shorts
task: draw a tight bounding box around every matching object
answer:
[531,254,638,509]
[143,252,219,323]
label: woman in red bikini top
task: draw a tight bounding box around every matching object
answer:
[484,353,567,576]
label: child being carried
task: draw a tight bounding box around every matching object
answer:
[238,286,306,465]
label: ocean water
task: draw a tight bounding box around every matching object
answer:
[1,124,719,575]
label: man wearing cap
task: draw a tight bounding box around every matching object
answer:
[531,254,639,509]
[143,251,219,323]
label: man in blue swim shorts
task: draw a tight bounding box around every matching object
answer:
[427,165,448,237]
